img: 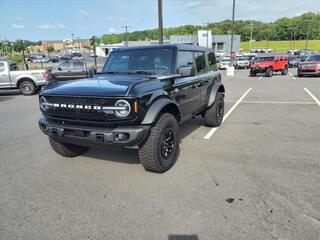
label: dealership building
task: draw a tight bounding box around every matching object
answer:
[170,31,241,53]
[95,30,241,57]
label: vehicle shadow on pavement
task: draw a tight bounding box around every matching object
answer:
[0,90,21,96]
[168,235,199,240]
[179,116,204,140]
[83,146,140,164]
[81,117,204,164]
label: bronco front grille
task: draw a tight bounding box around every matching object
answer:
[42,96,133,122]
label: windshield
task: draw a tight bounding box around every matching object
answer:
[102,48,173,75]
[237,57,248,61]
[305,55,320,62]
[221,58,231,62]
[253,56,275,62]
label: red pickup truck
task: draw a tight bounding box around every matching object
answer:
[297,55,320,77]
[250,55,288,77]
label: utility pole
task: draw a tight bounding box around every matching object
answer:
[158,0,163,44]
[92,36,97,69]
[21,40,28,70]
[77,37,80,49]
[230,0,236,58]
[249,21,253,49]
[121,25,132,47]
[288,26,296,50]
[71,33,75,49]
[304,21,312,51]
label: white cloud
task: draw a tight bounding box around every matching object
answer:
[56,23,65,28]
[12,23,25,29]
[37,23,65,30]
[105,16,126,22]
[16,16,22,21]
[78,9,88,19]
[109,27,116,33]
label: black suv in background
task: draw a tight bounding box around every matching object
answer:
[38,45,225,173]
[49,60,95,80]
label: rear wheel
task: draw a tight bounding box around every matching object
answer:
[19,80,36,95]
[266,67,273,77]
[139,113,179,173]
[49,137,89,157]
[204,92,224,127]
[250,70,256,77]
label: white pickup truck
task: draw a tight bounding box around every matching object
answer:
[0,61,48,95]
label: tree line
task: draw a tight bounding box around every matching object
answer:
[100,12,320,44]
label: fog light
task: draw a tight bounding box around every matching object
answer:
[113,133,129,142]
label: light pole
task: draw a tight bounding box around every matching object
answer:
[71,33,75,49]
[158,0,163,44]
[249,21,253,50]
[121,25,132,47]
[21,40,28,70]
[230,0,236,58]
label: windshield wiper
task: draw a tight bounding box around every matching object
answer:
[104,71,120,74]
[127,70,156,75]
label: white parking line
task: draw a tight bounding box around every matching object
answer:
[226,100,316,105]
[204,88,252,140]
[289,72,296,80]
[304,88,320,106]
[258,73,265,80]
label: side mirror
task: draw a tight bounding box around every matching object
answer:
[178,65,195,77]
[57,67,62,71]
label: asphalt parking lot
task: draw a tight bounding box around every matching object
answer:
[0,69,319,240]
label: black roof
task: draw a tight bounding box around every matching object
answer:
[114,44,213,52]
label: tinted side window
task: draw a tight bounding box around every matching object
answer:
[194,52,206,74]
[208,52,217,70]
[73,62,84,69]
[10,64,19,71]
[0,63,5,72]
[59,62,71,69]
[176,51,194,71]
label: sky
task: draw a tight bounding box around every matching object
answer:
[0,0,319,41]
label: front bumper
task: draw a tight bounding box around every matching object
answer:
[250,67,265,73]
[298,69,320,75]
[38,117,150,147]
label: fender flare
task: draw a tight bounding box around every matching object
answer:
[141,98,181,124]
[207,83,225,107]
[15,75,37,88]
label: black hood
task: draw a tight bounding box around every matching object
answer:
[42,74,153,97]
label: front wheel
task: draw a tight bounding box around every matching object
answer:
[19,80,36,95]
[281,66,288,75]
[49,137,89,157]
[266,68,273,77]
[204,92,224,127]
[139,113,179,173]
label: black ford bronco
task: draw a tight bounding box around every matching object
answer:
[38,44,225,173]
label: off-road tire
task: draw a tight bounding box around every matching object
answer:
[204,92,224,127]
[49,137,88,157]
[19,80,36,95]
[250,70,256,77]
[266,67,273,77]
[139,113,179,173]
[281,66,288,75]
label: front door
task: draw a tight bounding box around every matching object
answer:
[171,50,201,120]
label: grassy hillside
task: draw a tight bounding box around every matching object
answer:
[240,40,320,51]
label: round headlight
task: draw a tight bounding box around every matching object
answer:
[40,96,49,111]
[114,100,131,117]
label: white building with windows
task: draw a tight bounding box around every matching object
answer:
[170,31,241,53]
